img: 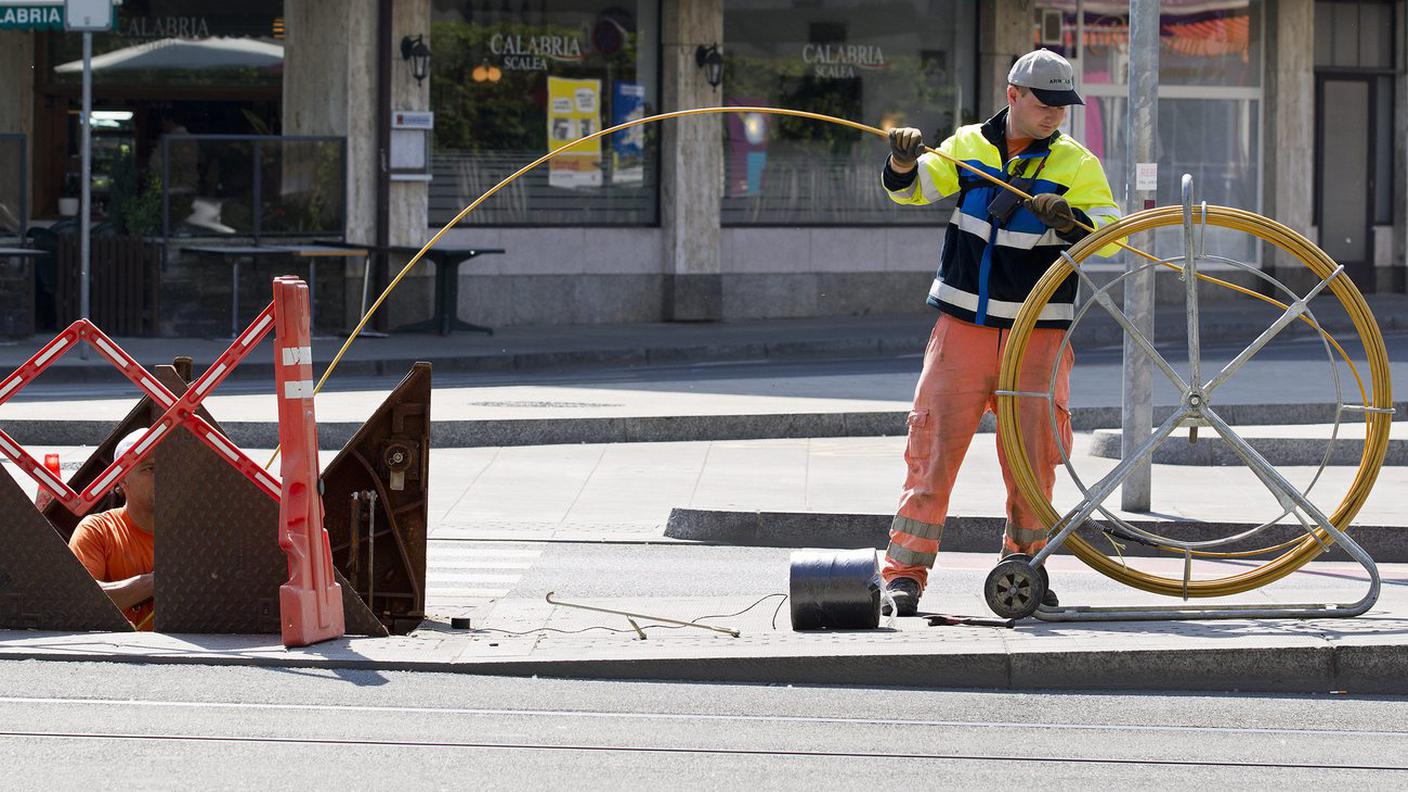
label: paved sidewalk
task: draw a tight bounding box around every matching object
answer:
[2,551,1405,694]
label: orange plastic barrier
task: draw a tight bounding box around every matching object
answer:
[271,276,345,646]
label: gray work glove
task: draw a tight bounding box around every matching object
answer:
[888,127,924,169]
[1026,193,1077,233]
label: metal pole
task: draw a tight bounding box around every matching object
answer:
[1120,0,1159,510]
[78,30,92,359]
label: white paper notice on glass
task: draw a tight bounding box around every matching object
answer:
[1135,162,1158,192]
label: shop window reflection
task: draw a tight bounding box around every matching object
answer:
[428,0,659,227]
[720,1,978,226]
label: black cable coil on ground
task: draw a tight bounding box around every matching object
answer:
[788,548,883,631]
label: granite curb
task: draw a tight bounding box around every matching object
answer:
[5,400,1403,449]
[1,631,1405,695]
[1089,427,1408,466]
[663,507,1408,562]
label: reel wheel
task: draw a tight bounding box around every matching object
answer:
[984,554,1048,620]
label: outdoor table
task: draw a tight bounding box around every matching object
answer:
[184,243,369,338]
[0,246,49,258]
[333,243,505,336]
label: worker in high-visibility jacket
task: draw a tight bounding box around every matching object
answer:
[881,49,1121,616]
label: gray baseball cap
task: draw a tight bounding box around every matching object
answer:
[1007,48,1084,107]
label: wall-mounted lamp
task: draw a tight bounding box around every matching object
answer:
[695,43,723,89]
[401,34,433,84]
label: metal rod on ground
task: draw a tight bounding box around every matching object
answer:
[1121,0,1159,511]
[78,31,92,360]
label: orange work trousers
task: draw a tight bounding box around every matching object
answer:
[884,313,1074,590]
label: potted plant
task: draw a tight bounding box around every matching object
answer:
[57,173,79,216]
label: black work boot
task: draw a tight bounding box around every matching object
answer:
[882,577,921,617]
[1041,586,1059,608]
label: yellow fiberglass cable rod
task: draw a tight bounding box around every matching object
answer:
[267,105,1363,467]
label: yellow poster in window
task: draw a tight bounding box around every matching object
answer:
[547,76,602,189]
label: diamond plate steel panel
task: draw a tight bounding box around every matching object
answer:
[44,363,205,542]
[0,470,131,631]
[323,362,431,635]
[153,423,387,637]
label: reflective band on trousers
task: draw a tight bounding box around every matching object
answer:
[891,514,945,541]
[1005,523,1047,545]
[886,543,937,568]
[887,515,944,567]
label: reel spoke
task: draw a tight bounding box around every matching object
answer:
[1201,407,1340,536]
[1181,175,1203,390]
[1204,266,1345,395]
[1052,409,1185,534]
[1070,262,1190,393]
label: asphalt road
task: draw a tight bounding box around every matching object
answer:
[2,660,1405,790]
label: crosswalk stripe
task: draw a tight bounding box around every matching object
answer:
[426,588,512,599]
[428,547,542,559]
[428,572,522,584]
[422,543,542,603]
[428,555,532,566]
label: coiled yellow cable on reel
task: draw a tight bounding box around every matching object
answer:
[996,205,1394,597]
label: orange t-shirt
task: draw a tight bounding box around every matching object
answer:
[68,506,154,628]
[1007,136,1034,160]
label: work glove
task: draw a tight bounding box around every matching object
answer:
[888,127,924,169]
[1026,193,1077,233]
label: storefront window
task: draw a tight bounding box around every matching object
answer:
[34,2,284,220]
[429,1,660,226]
[1077,0,1262,87]
[1039,0,1264,261]
[720,1,979,226]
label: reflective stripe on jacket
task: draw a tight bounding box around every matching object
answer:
[884,108,1121,329]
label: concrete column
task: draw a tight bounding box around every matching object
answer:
[660,0,723,321]
[0,31,35,212]
[980,1,1033,113]
[1263,0,1314,286]
[282,0,378,246]
[388,0,430,248]
[285,0,432,327]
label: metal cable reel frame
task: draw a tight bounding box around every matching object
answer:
[992,178,1394,620]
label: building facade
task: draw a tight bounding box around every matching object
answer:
[0,0,1402,334]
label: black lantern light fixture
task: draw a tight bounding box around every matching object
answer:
[695,43,723,89]
[401,34,433,84]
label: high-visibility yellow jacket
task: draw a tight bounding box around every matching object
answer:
[884,108,1121,329]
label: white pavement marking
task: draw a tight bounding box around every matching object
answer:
[430,561,535,570]
[430,573,524,584]
[425,542,542,605]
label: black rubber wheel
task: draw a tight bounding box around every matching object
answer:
[984,554,1047,620]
